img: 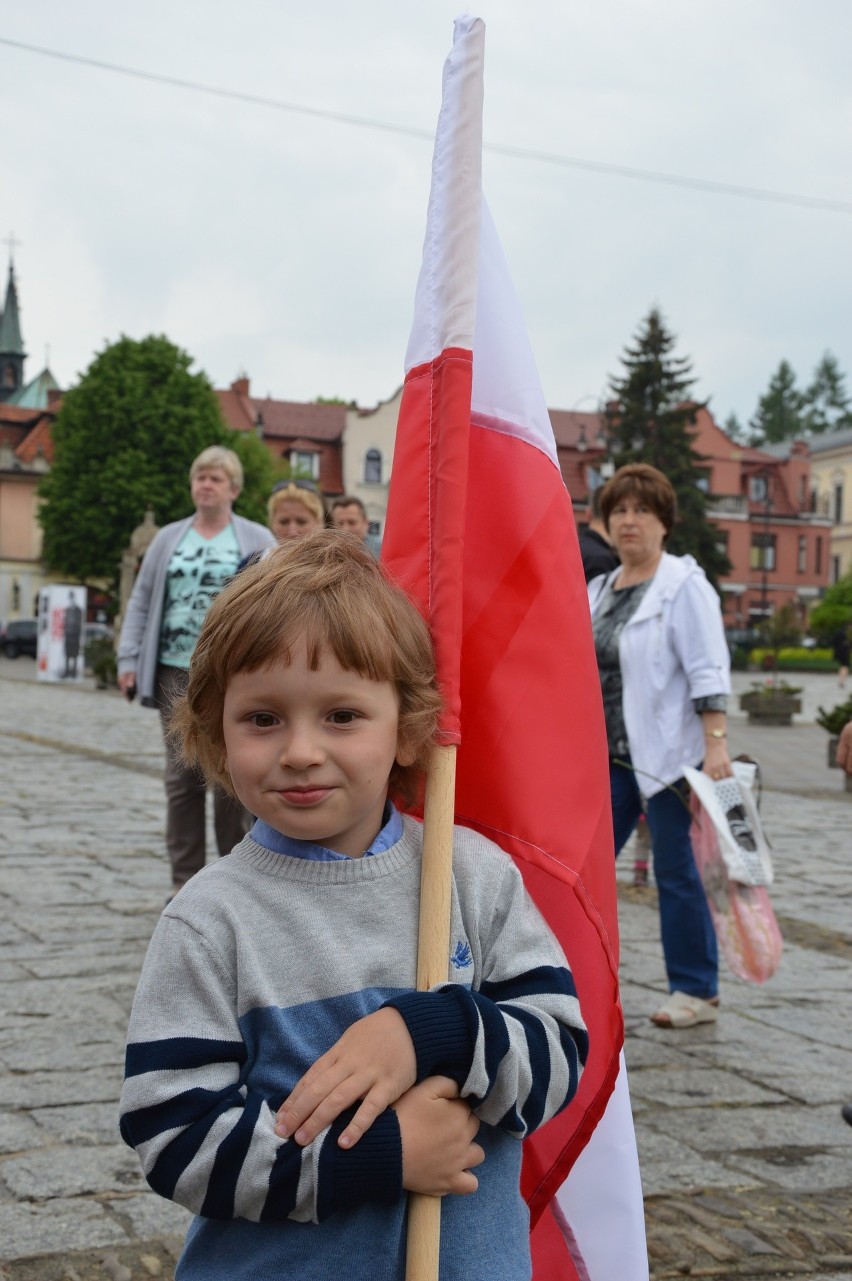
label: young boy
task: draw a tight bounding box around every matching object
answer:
[119,532,588,1280]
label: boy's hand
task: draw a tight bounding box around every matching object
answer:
[275,1007,416,1149]
[394,1076,484,1196]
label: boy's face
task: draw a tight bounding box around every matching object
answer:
[222,640,408,858]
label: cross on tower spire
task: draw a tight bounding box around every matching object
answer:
[3,232,21,265]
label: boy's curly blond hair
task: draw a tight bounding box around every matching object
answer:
[170,531,443,805]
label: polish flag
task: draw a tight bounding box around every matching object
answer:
[381,16,647,1280]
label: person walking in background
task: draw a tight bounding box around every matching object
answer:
[236,479,325,572]
[588,463,731,1029]
[117,446,275,898]
[578,485,620,584]
[329,494,381,555]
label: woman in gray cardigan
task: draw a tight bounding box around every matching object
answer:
[118,446,274,896]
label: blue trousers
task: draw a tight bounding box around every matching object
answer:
[611,759,718,999]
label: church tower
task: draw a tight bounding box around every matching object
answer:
[0,260,27,402]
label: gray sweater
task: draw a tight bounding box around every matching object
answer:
[119,817,588,1280]
[117,514,274,704]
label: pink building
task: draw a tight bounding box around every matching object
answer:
[550,404,831,630]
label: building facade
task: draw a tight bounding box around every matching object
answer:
[342,388,401,537]
[546,403,831,629]
[808,427,852,583]
[216,376,345,497]
[0,262,63,624]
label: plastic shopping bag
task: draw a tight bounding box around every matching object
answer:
[685,762,783,984]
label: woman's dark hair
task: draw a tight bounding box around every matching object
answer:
[599,463,677,535]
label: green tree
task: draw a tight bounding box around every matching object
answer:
[723,411,746,442]
[749,360,805,444]
[605,307,730,585]
[801,351,852,435]
[228,429,288,526]
[809,573,852,645]
[39,334,279,589]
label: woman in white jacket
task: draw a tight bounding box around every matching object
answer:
[588,464,732,1029]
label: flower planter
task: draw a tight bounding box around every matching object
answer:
[739,690,802,726]
[827,736,852,792]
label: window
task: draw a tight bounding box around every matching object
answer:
[695,469,710,494]
[2,362,17,389]
[750,533,776,571]
[290,450,319,480]
[833,482,844,524]
[715,528,729,559]
[815,536,823,575]
[364,448,382,484]
[831,555,842,584]
[797,536,807,573]
[749,475,768,502]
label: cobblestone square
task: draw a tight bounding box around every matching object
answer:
[1,666,850,1278]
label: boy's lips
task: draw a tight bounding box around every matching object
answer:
[278,786,333,806]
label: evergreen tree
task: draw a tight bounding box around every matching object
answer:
[605,307,730,585]
[802,351,852,435]
[723,411,746,442]
[39,335,280,589]
[748,360,805,444]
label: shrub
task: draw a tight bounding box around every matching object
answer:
[85,635,117,688]
[816,696,852,736]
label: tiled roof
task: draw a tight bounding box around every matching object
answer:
[15,414,54,464]
[808,426,852,454]
[249,398,346,442]
[549,408,606,449]
[217,384,346,444]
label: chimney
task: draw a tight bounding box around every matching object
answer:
[232,375,250,397]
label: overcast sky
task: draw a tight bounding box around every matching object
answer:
[2,1,850,427]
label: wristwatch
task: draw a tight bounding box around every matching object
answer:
[705,728,726,739]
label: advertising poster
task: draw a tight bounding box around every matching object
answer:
[37,585,88,683]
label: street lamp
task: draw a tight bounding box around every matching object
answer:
[759,468,772,619]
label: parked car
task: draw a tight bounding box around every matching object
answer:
[0,618,38,658]
[84,621,114,647]
[724,626,762,654]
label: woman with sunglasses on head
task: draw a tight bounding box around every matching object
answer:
[237,480,325,572]
[588,463,732,1030]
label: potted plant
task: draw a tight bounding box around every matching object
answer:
[739,604,803,725]
[816,695,852,790]
[85,633,118,689]
[739,678,803,725]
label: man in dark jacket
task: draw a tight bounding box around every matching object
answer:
[578,487,619,583]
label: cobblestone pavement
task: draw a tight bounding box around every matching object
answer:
[1,670,851,1279]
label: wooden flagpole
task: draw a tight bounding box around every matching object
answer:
[404,742,458,1281]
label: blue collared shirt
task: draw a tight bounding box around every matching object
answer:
[250,802,403,862]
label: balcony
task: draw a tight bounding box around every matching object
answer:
[707,495,748,517]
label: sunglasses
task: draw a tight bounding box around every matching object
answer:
[272,479,321,496]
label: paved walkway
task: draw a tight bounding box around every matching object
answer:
[0,666,850,1279]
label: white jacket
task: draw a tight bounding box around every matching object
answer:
[588,553,730,799]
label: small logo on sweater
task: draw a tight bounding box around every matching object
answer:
[450,941,473,969]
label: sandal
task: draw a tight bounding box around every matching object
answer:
[651,990,719,1028]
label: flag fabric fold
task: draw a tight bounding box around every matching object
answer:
[382,15,647,1280]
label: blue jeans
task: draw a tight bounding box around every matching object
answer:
[611,759,718,999]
